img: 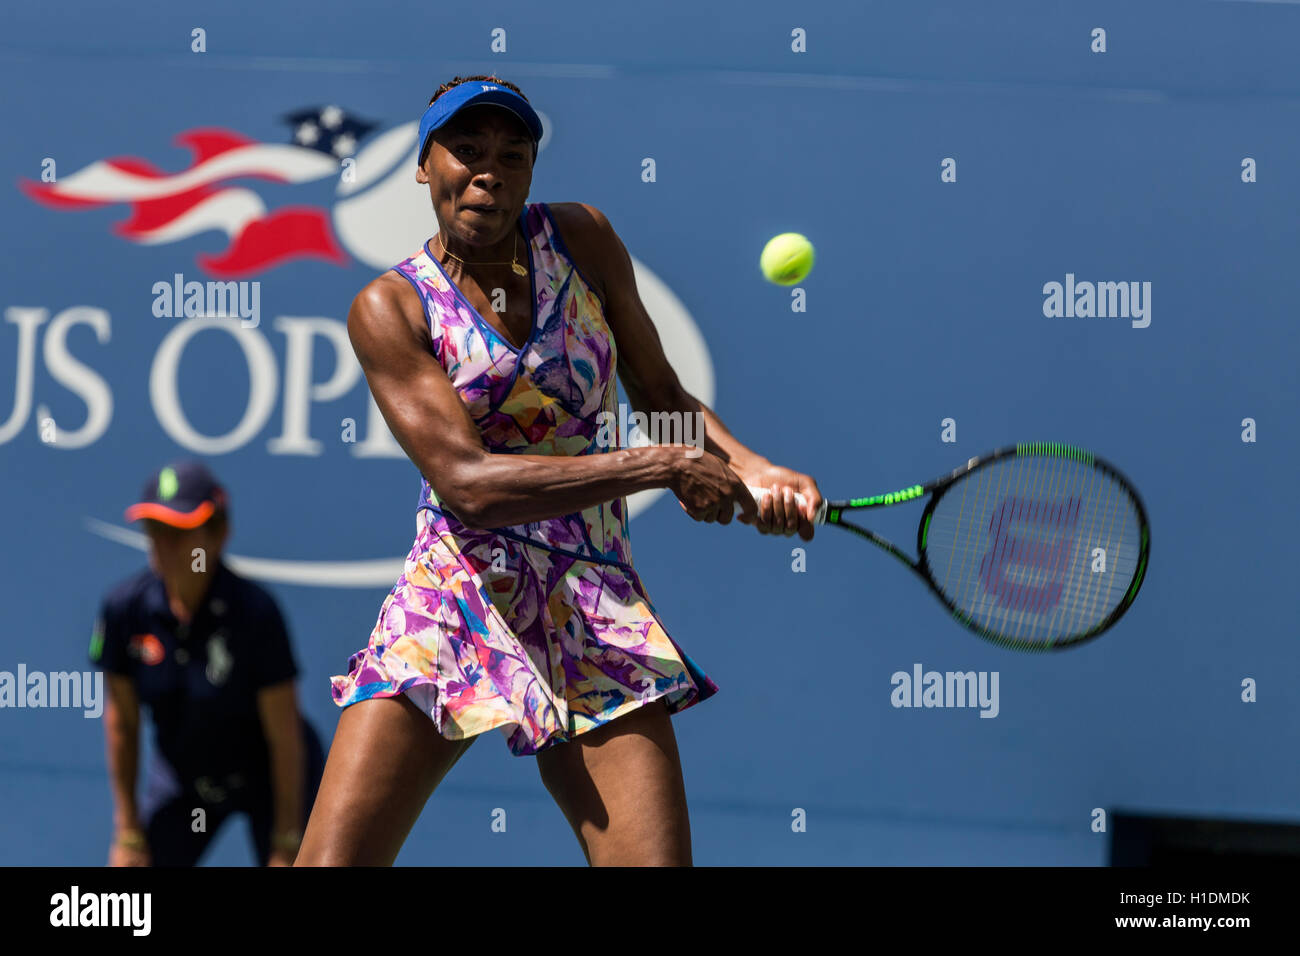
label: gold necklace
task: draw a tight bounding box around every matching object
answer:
[435,229,527,276]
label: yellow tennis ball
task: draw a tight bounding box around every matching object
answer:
[760,232,815,285]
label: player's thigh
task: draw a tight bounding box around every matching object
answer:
[535,698,692,866]
[295,693,473,866]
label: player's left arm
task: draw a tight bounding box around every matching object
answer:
[556,202,821,539]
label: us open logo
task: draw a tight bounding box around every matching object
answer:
[16,109,715,587]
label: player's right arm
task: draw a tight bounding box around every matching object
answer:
[103,673,149,866]
[347,272,752,527]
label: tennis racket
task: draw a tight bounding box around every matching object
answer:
[739,443,1150,651]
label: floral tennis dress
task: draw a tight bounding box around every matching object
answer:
[330,202,718,756]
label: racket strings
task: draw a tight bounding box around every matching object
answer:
[924,456,1143,645]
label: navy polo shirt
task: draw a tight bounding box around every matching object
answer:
[89,560,299,783]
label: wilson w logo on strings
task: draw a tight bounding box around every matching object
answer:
[978,496,1082,614]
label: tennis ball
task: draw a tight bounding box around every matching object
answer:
[760,232,815,285]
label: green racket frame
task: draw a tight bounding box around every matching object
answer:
[817,443,1150,651]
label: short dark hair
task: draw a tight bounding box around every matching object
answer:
[427,75,536,161]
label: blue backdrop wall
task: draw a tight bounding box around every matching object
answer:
[1,0,1297,865]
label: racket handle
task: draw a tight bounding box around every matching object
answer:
[735,485,828,525]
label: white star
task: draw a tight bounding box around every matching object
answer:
[332,132,357,157]
[295,121,320,146]
[320,105,344,130]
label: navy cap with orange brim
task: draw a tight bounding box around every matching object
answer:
[124,461,227,529]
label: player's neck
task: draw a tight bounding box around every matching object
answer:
[435,222,523,277]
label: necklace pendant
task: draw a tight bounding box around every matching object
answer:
[511,261,527,277]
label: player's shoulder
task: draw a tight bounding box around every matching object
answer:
[353,265,420,318]
[348,263,429,348]
[545,202,614,300]
[100,566,161,620]
[546,201,612,238]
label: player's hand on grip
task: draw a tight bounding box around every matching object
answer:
[669,450,754,525]
[736,463,822,541]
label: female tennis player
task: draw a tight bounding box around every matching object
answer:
[295,75,822,867]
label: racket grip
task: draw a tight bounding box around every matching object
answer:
[734,485,828,525]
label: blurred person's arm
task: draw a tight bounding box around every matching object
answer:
[104,674,149,866]
[257,680,303,865]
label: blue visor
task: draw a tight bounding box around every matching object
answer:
[417,82,543,164]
